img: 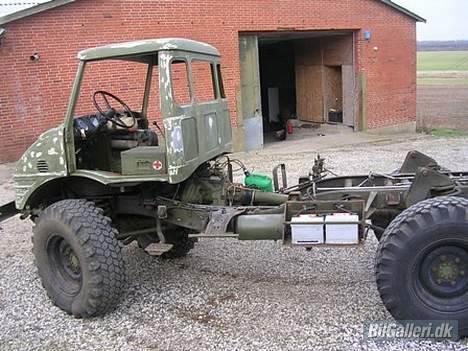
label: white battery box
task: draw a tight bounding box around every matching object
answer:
[291,215,324,245]
[325,213,359,244]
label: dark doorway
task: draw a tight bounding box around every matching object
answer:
[258,40,296,134]
[239,31,356,149]
[324,65,343,123]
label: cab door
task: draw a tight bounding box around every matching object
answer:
[160,51,232,184]
[190,59,232,164]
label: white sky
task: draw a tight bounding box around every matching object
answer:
[0,1,51,17]
[394,0,468,41]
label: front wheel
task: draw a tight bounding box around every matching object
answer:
[375,196,468,337]
[33,200,126,317]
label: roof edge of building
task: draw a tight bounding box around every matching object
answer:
[0,0,76,26]
[0,0,426,26]
[380,0,426,23]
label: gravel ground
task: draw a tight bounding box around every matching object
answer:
[1,135,468,350]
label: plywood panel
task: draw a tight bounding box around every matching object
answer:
[295,35,353,67]
[342,64,355,127]
[296,64,323,122]
[322,36,353,66]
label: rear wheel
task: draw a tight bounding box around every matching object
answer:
[375,196,468,337]
[33,200,126,317]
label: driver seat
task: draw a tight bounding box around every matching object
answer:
[110,129,159,150]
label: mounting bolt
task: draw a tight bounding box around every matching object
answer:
[455,257,460,264]
[440,255,447,262]
[437,279,442,285]
[432,266,437,272]
[451,281,457,286]
[460,271,465,276]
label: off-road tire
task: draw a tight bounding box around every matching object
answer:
[32,199,126,317]
[375,196,468,337]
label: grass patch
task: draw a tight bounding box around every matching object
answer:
[431,128,468,137]
[417,77,468,86]
[418,51,468,71]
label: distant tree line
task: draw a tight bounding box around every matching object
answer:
[418,40,468,51]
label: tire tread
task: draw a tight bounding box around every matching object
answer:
[33,199,126,318]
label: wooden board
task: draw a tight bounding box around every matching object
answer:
[296,64,323,122]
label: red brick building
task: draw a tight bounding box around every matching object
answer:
[0,0,424,162]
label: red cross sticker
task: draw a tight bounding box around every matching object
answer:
[152,160,163,171]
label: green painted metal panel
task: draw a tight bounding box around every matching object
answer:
[78,38,220,62]
[14,126,68,209]
[160,50,232,184]
[239,35,263,150]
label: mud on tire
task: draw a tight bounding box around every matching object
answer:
[375,196,468,337]
[32,199,126,317]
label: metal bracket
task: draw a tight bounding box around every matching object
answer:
[273,163,287,192]
[156,216,166,243]
[205,208,245,235]
[157,205,168,219]
[399,150,439,174]
[144,242,174,256]
[405,167,456,207]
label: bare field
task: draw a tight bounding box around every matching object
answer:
[417,84,468,131]
[417,50,468,131]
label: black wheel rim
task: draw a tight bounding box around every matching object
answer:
[47,235,82,296]
[414,241,468,313]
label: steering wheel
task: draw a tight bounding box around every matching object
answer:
[92,90,137,129]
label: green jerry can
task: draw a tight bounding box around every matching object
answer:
[244,172,273,192]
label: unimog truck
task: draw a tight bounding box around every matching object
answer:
[0,38,467,336]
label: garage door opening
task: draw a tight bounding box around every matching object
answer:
[258,40,296,135]
[239,31,356,148]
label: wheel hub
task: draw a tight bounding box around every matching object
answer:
[47,235,82,294]
[420,246,468,298]
[59,240,81,278]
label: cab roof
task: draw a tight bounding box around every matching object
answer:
[77,38,220,62]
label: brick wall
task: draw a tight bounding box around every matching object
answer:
[0,0,417,162]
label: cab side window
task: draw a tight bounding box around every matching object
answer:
[170,60,191,105]
[216,64,226,99]
[191,60,217,102]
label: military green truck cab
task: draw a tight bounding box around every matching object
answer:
[14,38,231,210]
[1,39,468,337]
